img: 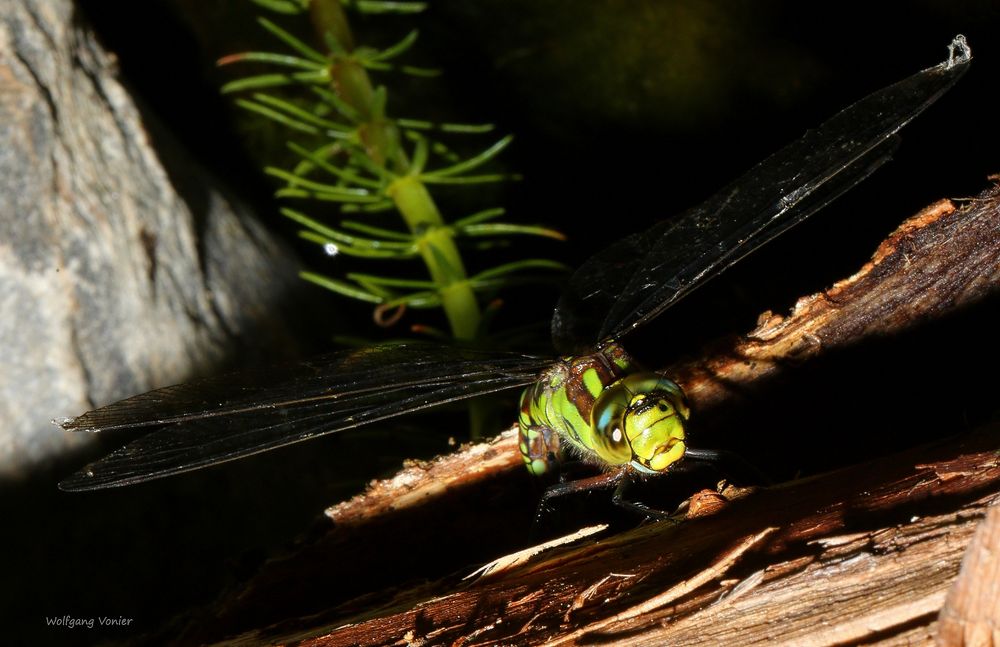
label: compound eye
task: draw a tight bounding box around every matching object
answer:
[591,383,634,465]
[607,422,627,449]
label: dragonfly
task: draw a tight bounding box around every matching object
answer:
[58,37,971,500]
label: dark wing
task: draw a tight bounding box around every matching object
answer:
[58,344,552,491]
[552,36,971,353]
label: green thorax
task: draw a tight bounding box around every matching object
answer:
[518,343,689,477]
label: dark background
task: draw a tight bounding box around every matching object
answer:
[8,1,1000,644]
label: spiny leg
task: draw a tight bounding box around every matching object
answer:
[532,468,628,538]
[533,467,680,536]
[610,472,680,521]
[683,447,773,485]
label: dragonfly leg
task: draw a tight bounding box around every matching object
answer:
[533,467,680,531]
[610,473,679,521]
[538,467,626,500]
[683,447,773,485]
[531,467,627,536]
[554,460,601,483]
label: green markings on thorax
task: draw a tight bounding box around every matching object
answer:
[517,344,634,475]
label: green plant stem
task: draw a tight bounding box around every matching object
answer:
[309,0,354,53]
[388,176,481,340]
[306,0,482,342]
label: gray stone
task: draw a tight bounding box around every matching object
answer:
[0,0,303,480]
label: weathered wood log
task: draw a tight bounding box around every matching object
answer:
[938,504,1000,646]
[184,184,999,644]
[672,195,1000,412]
[305,427,1000,647]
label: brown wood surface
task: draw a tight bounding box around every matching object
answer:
[311,432,1000,647]
[938,505,1000,646]
[189,185,1000,645]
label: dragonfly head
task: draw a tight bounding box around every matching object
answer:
[591,373,690,474]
